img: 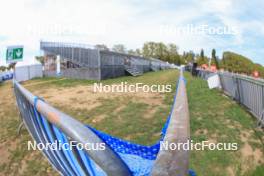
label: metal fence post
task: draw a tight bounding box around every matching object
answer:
[261,85,264,127]
[186,67,264,127]
[235,76,241,103]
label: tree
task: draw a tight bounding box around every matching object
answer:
[127,49,141,56]
[221,51,255,74]
[112,44,126,53]
[211,49,219,69]
[197,49,208,66]
[142,42,168,59]
[166,43,181,64]
[95,44,109,51]
[156,42,168,60]
[35,56,45,65]
[0,66,7,72]
[252,63,264,77]
[167,43,179,55]
[128,49,136,55]
[135,49,141,56]
[212,49,216,59]
[8,63,16,70]
[142,42,157,58]
[168,54,182,65]
[200,49,204,58]
[141,41,183,64]
[181,51,194,64]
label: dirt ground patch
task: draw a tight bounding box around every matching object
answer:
[227,166,235,176]
[0,142,11,165]
[0,82,58,176]
[239,130,264,173]
[195,129,208,135]
[29,84,164,112]
[0,84,15,168]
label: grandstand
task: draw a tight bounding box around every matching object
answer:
[40,41,172,80]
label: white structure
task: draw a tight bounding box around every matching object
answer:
[207,74,221,89]
[56,55,61,75]
[15,63,43,82]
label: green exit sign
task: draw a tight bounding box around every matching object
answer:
[6,46,23,63]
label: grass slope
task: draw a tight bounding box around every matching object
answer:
[185,72,264,176]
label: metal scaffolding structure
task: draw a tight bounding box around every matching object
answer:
[40,41,172,80]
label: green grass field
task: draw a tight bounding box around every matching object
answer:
[0,69,263,175]
[185,73,264,176]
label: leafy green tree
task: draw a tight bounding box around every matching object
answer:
[142,42,156,58]
[0,66,7,71]
[95,44,109,51]
[142,42,168,60]
[8,63,16,70]
[200,49,204,58]
[135,49,141,56]
[211,49,219,69]
[165,43,181,64]
[128,49,136,55]
[112,44,126,53]
[197,49,209,66]
[127,48,142,56]
[221,51,254,74]
[35,56,45,65]
[167,43,179,55]
[252,64,264,77]
[156,42,168,59]
[142,41,182,64]
[181,51,194,64]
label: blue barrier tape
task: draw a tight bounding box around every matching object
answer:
[27,74,196,176]
[189,169,196,176]
[76,148,96,176]
[53,125,82,176]
[30,99,61,170]
[41,115,75,176]
[33,96,68,175]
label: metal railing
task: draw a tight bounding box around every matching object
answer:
[14,68,190,175]
[40,41,100,68]
[40,41,96,50]
[14,80,131,176]
[152,69,190,176]
[193,69,264,127]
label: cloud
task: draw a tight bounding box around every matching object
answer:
[0,0,263,66]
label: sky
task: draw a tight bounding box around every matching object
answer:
[0,0,263,66]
